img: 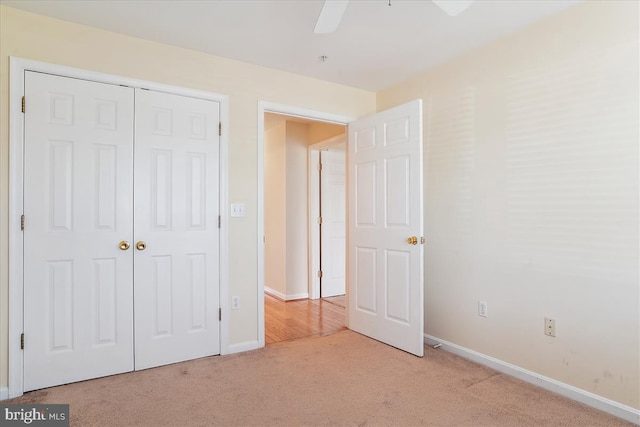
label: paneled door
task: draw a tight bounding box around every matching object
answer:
[347,100,424,357]
[23,71,135,391]
[133,89,221,370]
[320,148,346,298]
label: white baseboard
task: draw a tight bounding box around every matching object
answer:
[0,387,8,400]
[424,334,640,425]
[285,292,309,301]
[225,340,261,355]
[264,286,286,300]
[264,287,308,301]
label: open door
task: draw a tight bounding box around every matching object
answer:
[320,148,346,298]
[347,99,424,357]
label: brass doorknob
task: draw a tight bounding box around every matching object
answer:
[407,236,418,245]
[118,241,130,251]
[136,241,147,251]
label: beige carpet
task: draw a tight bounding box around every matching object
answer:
[9,330,632,426]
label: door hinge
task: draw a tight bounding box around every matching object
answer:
[317,162,323,171]
[20,214,25,231]
[20,333,24,350]
[218,308,222,321]
[317,216,322,225]
[317,270,323,278]
[218,215,221,229]
[21,96,25,113]
[218,122,222,136]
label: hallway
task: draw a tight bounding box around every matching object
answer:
[264,294,346,344]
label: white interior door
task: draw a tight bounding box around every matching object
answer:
[347,99,424,357]
[23,71,135,391]
[320,148,346,298]
[133,89,221,370]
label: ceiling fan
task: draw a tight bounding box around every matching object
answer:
[314,0,474,34]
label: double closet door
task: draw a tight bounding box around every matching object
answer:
[23,71,220,391]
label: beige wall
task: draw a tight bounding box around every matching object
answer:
[264,122,287,296]
[0,5,375,388]
[378,0,639,408]
[308,122,345,145]
[284,122,310,299]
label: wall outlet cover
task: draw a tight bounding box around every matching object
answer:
[545,317,556,337]
[478,300,488,317]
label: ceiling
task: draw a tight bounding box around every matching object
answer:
[2,0,581,91]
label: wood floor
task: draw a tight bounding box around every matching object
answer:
[264,294,346,345]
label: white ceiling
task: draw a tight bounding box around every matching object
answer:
[2,0,581,91]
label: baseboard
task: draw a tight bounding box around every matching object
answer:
[225,340,261,355]
[424,334,640,425]
[0,387,8,401]
[264,287,309,301]
[264,287,286,300]
[284,292,309,301]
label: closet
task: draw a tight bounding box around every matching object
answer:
[22,71,220,391]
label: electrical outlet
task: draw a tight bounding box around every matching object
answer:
[545,317,556,337]
[232,296,241,310]
[478,300,488,317]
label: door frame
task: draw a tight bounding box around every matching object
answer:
[8,57,230,398]
[308,134,346,300]
[257,101,354,346]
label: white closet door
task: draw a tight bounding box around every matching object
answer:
[23,71,135,391]
[133,89,221,370]
[320,149,346,298]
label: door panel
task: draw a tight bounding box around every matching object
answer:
[133,89,220,370]
[385,249,411,323]
[23,71,135,391]
[385,156,410,226]
[348,100,424,357]
[355,247,377,313]
[355,161,376,226]
[320,149,346,298]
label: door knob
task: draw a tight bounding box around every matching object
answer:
[407,236,418,245]
[118,241,130,251]
[136,241,147,251]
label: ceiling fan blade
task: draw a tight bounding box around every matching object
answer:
[432,0,474,17]
[314,0,349,34]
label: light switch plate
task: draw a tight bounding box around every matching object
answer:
[230,203,246,218]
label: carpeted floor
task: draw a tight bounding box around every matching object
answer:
[8,330,633,426]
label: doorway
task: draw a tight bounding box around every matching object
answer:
[261,110,347,344]
[258,99,425,356]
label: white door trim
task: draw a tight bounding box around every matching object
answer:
[257,101,354,347]
[8,57,230,398]
[308,134,346,300]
